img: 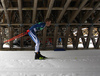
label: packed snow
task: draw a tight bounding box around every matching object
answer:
[0,50,100,76]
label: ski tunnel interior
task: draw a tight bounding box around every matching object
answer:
[0,0,100,50]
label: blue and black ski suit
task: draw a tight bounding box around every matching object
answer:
[28,22,46,52]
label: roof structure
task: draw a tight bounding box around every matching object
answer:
[0,0,99,26]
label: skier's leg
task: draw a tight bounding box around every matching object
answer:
[28,31,47,59]
[28,31,40,52]
[35,38,40,53]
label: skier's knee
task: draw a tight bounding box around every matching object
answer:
[36,41,40,46]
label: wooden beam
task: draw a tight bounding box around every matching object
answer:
[70,28,76,48]
[9,0,13,22]
[96,28,100,48]
[85,26,94,48]
[88,0,94,7]
[42,27,47,49]
[80,31,86,48]
[81,2,100,22]
[18,0,23,49]
[1,0,10,24]
[56,0,71,23]
[0,27,3,49]
[69,0,88,23]
[20,26,23,49]
[8,1,13,49]
[18,0,22,23]
[54,25,58,49]
[1,0,12,49]
[11,11,15,23]
[81,0,94,22]
[32,0,38,23]
[61,0,66,7]
[9,26,13,49]
[0,23,100,26]
[74,0,80,7]
[64,25,71,49]
[1,27,4,39]
[3,13,5,23]
[45,0,54,19]
[8,0,99,2]
[0,7,100,11]
[75,26,82,49]
[93,13,100,23]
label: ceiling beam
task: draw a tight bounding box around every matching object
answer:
[69,0,88,23]
[7,0,99,2]
[79,0,94,23]
[82,0,94,19]
[81,2,100,23]
[56,0,71,23]
[74,0,80,7]
[18,0,22,23]
[45,0,54,19]
[93,13,100,23]
[32,0,38,23]
[0,7,100,11]
[0,23,100,26]
[1,0,10,24]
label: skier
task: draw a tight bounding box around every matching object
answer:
[27,18,51,60]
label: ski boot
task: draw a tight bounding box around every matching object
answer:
[35,52,47,60]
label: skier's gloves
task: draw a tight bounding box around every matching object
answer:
[26,29,30,33]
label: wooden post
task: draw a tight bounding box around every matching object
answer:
[1,0,11,49]
[70,27,76,49]
[2,27,5,44]
[64,25,70,49]
[9,26,13,49]
[20,25,23,49]
[43,27,47,49]
[18,0,22,23]
[85,26,94,49]
[54,25,58,49]
[96,28,100,49]
[32,0,38,23]
[18,0,24,49]
[75,25,82,49]
[62,38,65,48]
[0,26,3,49]
[80,28,86,48]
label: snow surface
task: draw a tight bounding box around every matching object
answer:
[0,50,100,76]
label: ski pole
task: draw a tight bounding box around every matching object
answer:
[4,30,30,43]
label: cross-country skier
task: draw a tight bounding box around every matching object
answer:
[27,18,51,60]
